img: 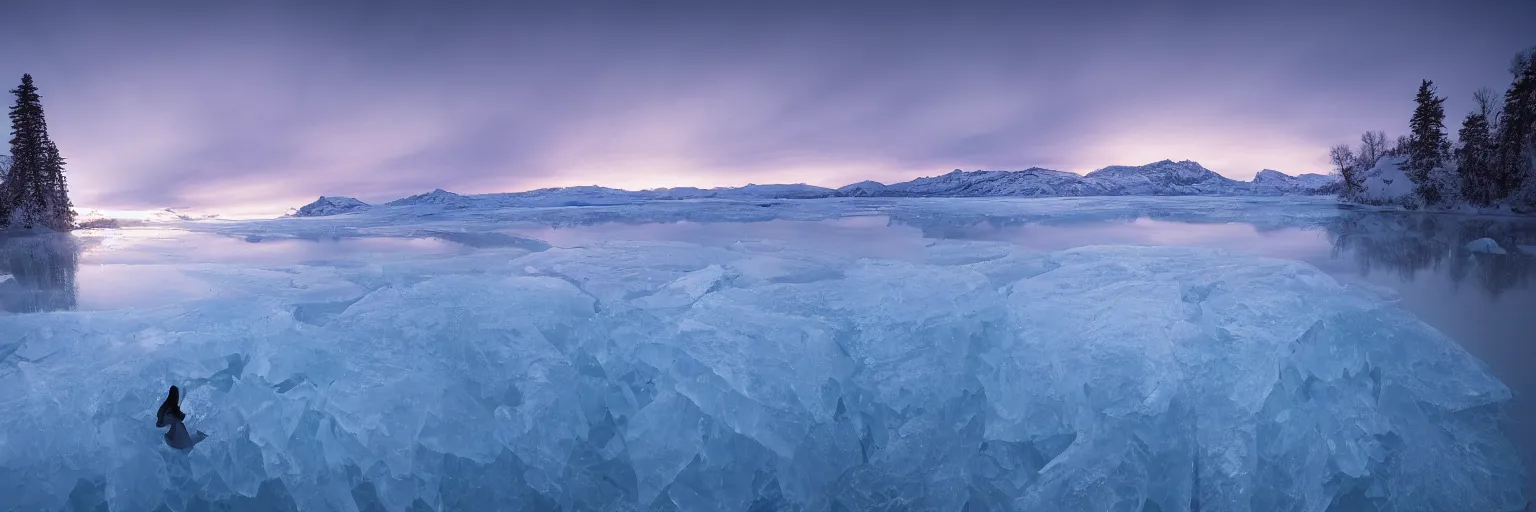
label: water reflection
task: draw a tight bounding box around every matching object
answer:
[1326,211,1536,298]
[883,208,1536,299]
[0,233,81,313]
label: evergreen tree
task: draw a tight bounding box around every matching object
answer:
[1,74,74,231]
[1456,111,1496,206]
[1406,80,1448,204]
[1494,49,1536,203]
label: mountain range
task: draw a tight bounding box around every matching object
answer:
[294,160,1338,217]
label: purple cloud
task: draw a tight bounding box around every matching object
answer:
[2,0,1532,216]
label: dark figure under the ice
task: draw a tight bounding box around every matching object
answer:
[156,385,207,450]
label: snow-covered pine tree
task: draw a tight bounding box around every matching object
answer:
[0,153,8,225]
[1456,111,1496,206]
[1495,48,1536,204]
[1,74,74,231]
[1406,79,1449,205]
[41,140,71,226]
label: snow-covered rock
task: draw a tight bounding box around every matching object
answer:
[1465,237,1508,254]
[1355,156,1416,206]
[292,196,371,217]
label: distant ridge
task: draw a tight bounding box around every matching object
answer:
[295,196,370,216]
[864,160,1337,198]
[293,160,1338,216]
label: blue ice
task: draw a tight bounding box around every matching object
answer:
[0,197,1526,511]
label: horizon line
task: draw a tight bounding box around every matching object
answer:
[326,158,1331,203]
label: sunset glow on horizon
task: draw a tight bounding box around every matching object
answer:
[4,0,1534,217]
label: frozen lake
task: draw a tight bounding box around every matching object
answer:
[1,196,1532,511]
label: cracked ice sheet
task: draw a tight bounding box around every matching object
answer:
[0,236,1526,511]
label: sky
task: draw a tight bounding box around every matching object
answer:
[2,0,1534,217]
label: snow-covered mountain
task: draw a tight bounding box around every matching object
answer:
[869,167,1116,197]
[1293,173,1340,191]
[1085,160,1239,195]
[707,183,838,200]
[292,160,1339,216]
[385,189,470,207]
[484,183,840,205]
[296,184,841,216]
[1248,169,1339,195]
[835,181,889,197]
[859,160,1336,198]
[294,196,371,216]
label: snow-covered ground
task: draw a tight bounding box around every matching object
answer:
[1,196,1531,511]
[1355,156,1418,207]
[1350,156,1535,215]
